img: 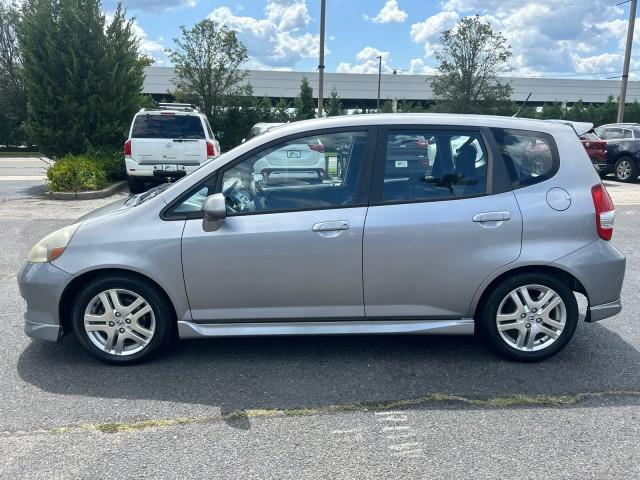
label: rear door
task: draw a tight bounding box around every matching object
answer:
[362,126,522,319]
[130,113,207,167]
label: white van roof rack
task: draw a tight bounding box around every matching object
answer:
[154,103,199,112]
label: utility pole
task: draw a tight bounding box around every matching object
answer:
[377,55,382,111]
[618,0,637,123]
[317,0,326,117]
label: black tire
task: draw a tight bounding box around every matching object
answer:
[127,175,146,194]
[614,157,638,183]
[477,273,579,362]
[71,274,175,364]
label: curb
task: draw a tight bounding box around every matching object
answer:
[48,181,127,200]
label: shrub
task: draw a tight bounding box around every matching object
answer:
[88,149,126,181]
[47,155,108,192]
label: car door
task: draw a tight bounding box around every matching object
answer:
[171,128,375,322]
[362,126,523,319]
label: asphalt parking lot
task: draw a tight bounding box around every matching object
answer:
[0,173,639,479]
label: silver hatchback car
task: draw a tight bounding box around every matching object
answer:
[18,114,626,364]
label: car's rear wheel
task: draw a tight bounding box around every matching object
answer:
[71,275,174,364]
[478,273,578,362]
[127,175,146,194]
[614,157,638,182]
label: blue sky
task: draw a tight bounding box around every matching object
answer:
[102,0,640,79]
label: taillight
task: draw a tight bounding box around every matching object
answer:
[124,139,131,157]
[591,183,615,240]
[206,141,216,158]
[308,143,325,153]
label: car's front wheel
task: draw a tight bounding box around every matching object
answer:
[478,273,579,362]
[71,274,174,364]
[614,157,638,182]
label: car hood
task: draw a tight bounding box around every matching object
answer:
[76,196,131,223]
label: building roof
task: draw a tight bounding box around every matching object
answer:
[143,67,640,105]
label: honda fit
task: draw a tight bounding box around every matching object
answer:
[18,114,626,364]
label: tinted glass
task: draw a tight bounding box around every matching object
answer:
[581,131,599,141]
[623,129,634,139]
[171,131,368,215]
[492,128,558,187]
[382,130,488,202]
[603,128,622,140]
[132,115,205,139]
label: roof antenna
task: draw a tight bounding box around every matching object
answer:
[513,92,533,117]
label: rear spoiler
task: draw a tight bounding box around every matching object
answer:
[546,120,593,137]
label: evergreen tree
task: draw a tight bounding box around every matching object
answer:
[325,87,345,116]
[273,97,291,122]
[257,95,273,121]
[294,76,315,120]
[379,99,393,113]
[19,0,147,157]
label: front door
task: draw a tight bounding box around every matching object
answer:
[175,129,374,322]
[363,127,523,319]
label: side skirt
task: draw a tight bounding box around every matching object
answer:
[177,318,475,339]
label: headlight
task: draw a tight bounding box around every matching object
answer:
[27,224,80,263]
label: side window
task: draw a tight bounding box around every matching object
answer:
[491,128,559,188]
[623,129,634,139]
[605,128,622,140]
[167,131,369,216]
[381,130,488,202]
[204,118,214,139]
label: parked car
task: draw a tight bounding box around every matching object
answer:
[594,123,640,182]
[245,122,285,141]
[19,114,625,364]
[124,103,221,194]
[547,120,607,172]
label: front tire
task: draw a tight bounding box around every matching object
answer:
[478,273,578,362]
[614,157,638,183]
[71,274,174,364]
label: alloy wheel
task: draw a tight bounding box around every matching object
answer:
[495,284,566,352]
[616,160,632,181]
[83,288,156,356]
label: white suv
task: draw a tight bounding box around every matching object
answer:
[124,103,221,193]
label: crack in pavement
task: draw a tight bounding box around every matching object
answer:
[2,390,639,438]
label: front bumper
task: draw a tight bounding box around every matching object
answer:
[18,261,72,342]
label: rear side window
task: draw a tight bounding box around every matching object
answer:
[381,129,488,203]
[491,128,559,188]
[131,115,205,139]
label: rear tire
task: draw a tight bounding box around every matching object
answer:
[614,157,638,182]
[127,175,146,194]
[71,274,175,364]
[478,273,579,362]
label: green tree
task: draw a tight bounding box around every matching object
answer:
[218,84,260,150]
[19,0,147,157]
[430,16,513,114]
[379,99,393,113]
[325,87,345,116]
[257,95,273,121]
[167,19,248,127]
[0,1,26,147]
[273,97,291,122]
[539,102,565,120]
[294,76,315,120]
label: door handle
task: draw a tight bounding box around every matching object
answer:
[472,211,511,222]
[312,220,349,232]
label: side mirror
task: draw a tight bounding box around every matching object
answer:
[202,193,226,232]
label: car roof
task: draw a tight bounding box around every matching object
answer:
[249,113,574,140]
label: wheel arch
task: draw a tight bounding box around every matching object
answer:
[59,268,179,335]
[472,265,588,320]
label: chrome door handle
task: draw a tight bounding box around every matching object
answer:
[312,220,349,232]
[472,211,511,222]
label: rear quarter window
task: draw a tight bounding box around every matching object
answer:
[491,128,559,188]
[131,114,205,139]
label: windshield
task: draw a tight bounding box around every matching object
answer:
[131,114,205,139]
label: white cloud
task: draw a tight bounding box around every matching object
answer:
[410,1,634,78]
[408,58,438,75]
[337,47,393,74]
[368,0,408,24]
[209,1,323,69]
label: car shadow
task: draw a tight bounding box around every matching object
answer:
[16,321,640,422]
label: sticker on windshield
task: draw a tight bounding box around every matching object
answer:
[395,160,408,168]
[287,150,302,158]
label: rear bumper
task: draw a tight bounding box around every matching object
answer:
[125,158,201,178]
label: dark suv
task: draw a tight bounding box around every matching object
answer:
[595,123,640,182]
